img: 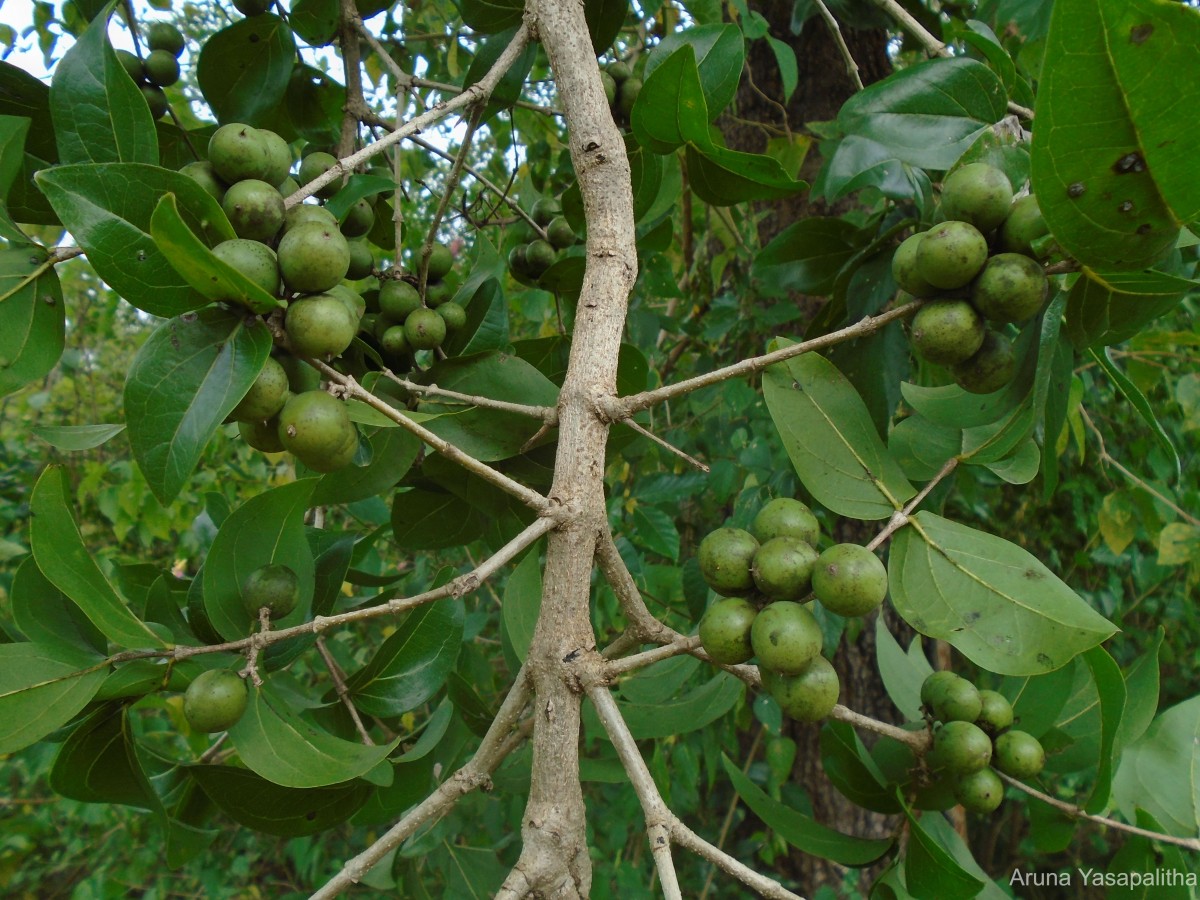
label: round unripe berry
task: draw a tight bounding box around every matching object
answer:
[951,330,1016,395]
[277,390,357,472]
[143,49,180,88]
[811,543,888,617]
[762,654,840,723]
[379,279,422,321]
[278,223,350,294]
[233,0,273,13]
[751,536,818,600]
[346,240,374,280]
[404,308,447,350]
[183,669,248,733]
[180,161,226,202]
[524,240,557,276]
[221,179,285,243]
[212,238,279,296]
[279,353,321,394]
[752,498,819,546]
[257,129,292,188]
[115,49,144,82]
[531,198,562,227]
[600,71,617,106]
[953,767,1004,814]
[910,300,986,366]
[940,163,1014,233]
[231,356,289,422]
[916,221,988,289]
[891,232,938,297]
[971,252,1049,324]
[921,671,960,710]
[1001,194,1050,257]
[975,690,1014,734]
[146,22,185,56]
[930,720,992,774]
[379,324,410,357]
[286,294,358,358]
[929,674,982,723]
[297,151,342,199]
[242,563,300,619]
[425,279,452,307]
[698,597,758,665]
[438,301,467,333]
[283,203,337,233]
[606,60,632,82]
[340,198,375,238]
[617,78,642,118]
[547,217,576,250]
[141,85,169,119]
[424,243,454,281]
[750,601,823,675]
[208,123,271,184]
[993,730,1045,779]
[697,528,759,596]
[238,415,285,453]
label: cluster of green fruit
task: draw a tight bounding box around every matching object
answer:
[181,563,301,733]
[600,59,642,124]
[116,23,186,120]
[508,197,577,281]
[893,162,1052,394]
[695,499,889,723]
[919,670,1046,814]
[359,248,467,366]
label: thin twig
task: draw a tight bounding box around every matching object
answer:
[382,369,557,420]
[699,727,764,900]
[316,637,374,745]
[830,704,928,750]
[865,457,960,551]
[813,0,863,91]
[619,418,709,473]
[418,106,482,298]
[197,732,229,763]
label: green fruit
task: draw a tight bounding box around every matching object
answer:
[531,198,562,227]
[891,232,938,297]
[231,356,289,421]
[424,243,454,280]
[752,498,819,545]
[606,60,632,82]
[750,601,823,675]
[404,307,447,350]
[525,239,557,276]
[180,161,226,202]
[183,669,248,733]
[971,252,1049,324]
[811,543,888,617]
[751,536,818,600]
[916,221,988,289]
[993,730,1045,779]
[953,767,1004,814]
[697,527,759,596]
[617,78,642,118]
[115,49,144,81]
[208,123,271,184]
[921,670,961,710]
[910,299,985,366]
[438,301,467,332]
[143,49,180,88]
[233,0,273,13]
[379,279,422,320]
[241,563,300,619]
[546,217,576,250]
[278,223,350,294]
[425,279,452,307]
[762,654,840,722]
[278,353,321,394]
[600,70,617,106]
[940,163,1014,233]
[1001,194,1050,257]
[146,22,185,56]
[326,283,365,321]
[221,179,285,243]
[698,596,758,665]
[277,176,300,199]
[258,129,293,188]
[346,240,374,280]
[277,390,357,472]
[238,415,285,452]
[975,690,1014,734]
[929,675,982,723]
[950,330,1016,395]
[929,720,992,774]
[286,294,358,358]
[141,85,169,119]
[297,151,342,199]
[340,198,375,238]
[508,244,531,277]
[379,324,410,357]
[284,203,338,233]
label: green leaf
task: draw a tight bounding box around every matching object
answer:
[444,236,509,357]
[819,720,900,813]
[0,643,106,754]
[644,24,744,119]
[344,600,464,718]
[190,766,371,836]
[1065,267,1193,349]
[32,423,125,450]
[228,679,401,788]
[837,57,1007,170]
[285,65,344,145]
[459,0,522,33]
[889,415,961,482]
[721,754,893,865]
[30,466,167,650]
[1115,629,1162,754]
[288,0,338,46]
[763,349,916,520]
[0,247,65,400]
[49,6,158,165]
[631,45,709,154]
[981,438,1040,485]
[1030,0,1181,270]
[1082,645,1126,813]
[752,217,867,297]
[1112,694,1200,839]
[890,511,1117,676]
[684,143,807,207]
[630,504,680,561]
[196,15,296,126]
[1106,809,1193,900]
[903,806,985,900]
[584,0,628,55]
[203,480,317,642]
[766,36,798,103]
[875,617,933,723]
[36,163,234,317]
[50,703,160,809]
[391,488,488,550]
[463,28,537,123]
[150,193,281,314]
[585,673,742,740]
[502,547,542,664]
[10,556,107,654]
[311,427,420,507]
[124,308,273,505]
[1001,662,1077,741]
[1089,346,1181,483]
[1157,523,1200,568]
[0,115,32,241]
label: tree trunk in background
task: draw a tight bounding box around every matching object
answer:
[725,5,905,891]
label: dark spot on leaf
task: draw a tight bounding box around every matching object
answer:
[1067,182,1086,198]
[181,312,198,323]
[305,811,317,820]
[792,381,801,390]
[249,33,260,43]
[42,294,56,306]
[963,611,981,624]
[1112,152,1146,175]
[1036,653,1053,668]
[1136,224,1152,235]
[1023,569,1042,579]
[1130,23,1153,44]
[136,250,148,262]
[1117,200,1134,214]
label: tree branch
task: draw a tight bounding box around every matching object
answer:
[382,369,557,421]
[813,0,863,91]
[316,637,374,745]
